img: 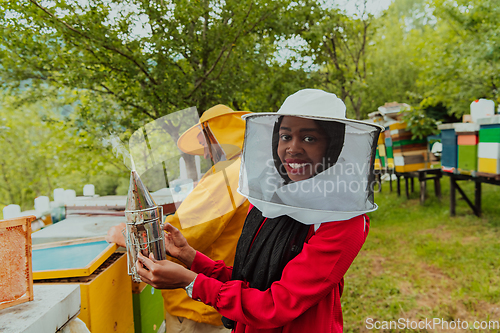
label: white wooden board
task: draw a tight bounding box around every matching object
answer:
[0,284,80,333]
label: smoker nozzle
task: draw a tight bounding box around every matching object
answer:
[126,170,157,212]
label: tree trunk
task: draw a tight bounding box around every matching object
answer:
[182,153,198,181]
[157,118,200,182]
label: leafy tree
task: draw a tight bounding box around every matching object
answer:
[1,0,315,180]
[359,0,500,119]
[416,0,500,116]
[0,88,128,217]
[300,3,374,119]
[0,0,309,118]
[362,0,429,114]
[401,106,441,140]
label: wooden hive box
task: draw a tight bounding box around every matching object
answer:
[455,123,480,175]
[389,121,407,131]
[439,127,458,172]
[394,150,429,173]
[132,281,165,333]
[374,148,383,171]
[32,238,134,333]
[478,123,500,176]
[457,130,478,175]
[390,123,429,171]
[0,215,35,310]
[77,253,134,333]
[458,145,478,174]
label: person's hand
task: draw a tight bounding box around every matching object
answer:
[163,223,196,268]
[105,223,126,247]
[136,252,197,290]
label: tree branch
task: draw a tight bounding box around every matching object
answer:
[185,2,258,98]
[29,0,159,87]
[98,83,157,120]
[213,6,273,81]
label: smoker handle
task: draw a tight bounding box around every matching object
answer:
[159,206,165,230]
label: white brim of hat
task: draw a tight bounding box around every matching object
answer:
[241,113,385,131]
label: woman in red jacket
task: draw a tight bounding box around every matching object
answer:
[137,89,384,332]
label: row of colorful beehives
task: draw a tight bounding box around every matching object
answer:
[374,121,438,173]
[438,116,500,177]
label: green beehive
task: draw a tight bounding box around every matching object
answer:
[479,127,500,143]
[386,146,393,158]
[133,284,165,333]
[458,145,478,172]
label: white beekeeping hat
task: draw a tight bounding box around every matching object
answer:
[238,89,384,224]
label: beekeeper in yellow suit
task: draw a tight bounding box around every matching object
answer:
[106,105,250,333]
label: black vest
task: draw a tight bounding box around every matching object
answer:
[222,207,310,329]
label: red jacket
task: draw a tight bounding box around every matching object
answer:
[191,214,370,332]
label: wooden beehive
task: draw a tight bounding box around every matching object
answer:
[132,281,165,333]
[390,122,430,172]
[439,126,458,173]
[478,123,500,176]
[36,252,135,333]
[0,215,35,310]
[454,123,480,175]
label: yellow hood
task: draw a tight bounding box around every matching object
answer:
[177,105,250,160]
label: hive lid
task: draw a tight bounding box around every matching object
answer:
[477,115,500,125]
[32,238,117,280]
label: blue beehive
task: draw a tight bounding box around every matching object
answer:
[440,128,457,172]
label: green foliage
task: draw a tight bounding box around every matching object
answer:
[0,0,311,125]
[414,0,500,116]
[402,107,441,140]
[0,87,128,216]
[0,0,319,218]
[360,0,500,119]
[362,0,428,114]
[300,6,374,119]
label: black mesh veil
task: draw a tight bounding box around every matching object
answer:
[238,114,383,224]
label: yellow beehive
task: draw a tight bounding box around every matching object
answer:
[78,253,134,333]
[395,163,427,173]
[478,158,499,174]
[389,122,407,131]
[378,144,386,157]
[33,240,134,333]
[386,158,395,169]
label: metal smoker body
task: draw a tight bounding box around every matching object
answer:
[125,171,167,282]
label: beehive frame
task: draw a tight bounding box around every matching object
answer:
[0,216,35,310]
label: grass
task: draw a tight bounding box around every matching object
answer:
[343,176,500,332]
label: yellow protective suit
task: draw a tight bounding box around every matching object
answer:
[161,105,250,326]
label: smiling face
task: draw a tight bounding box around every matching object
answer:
[277,116,329,182]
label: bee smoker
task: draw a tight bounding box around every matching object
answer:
[124,170,167,282]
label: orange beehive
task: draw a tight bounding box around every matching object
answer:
[0,216,35,310]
